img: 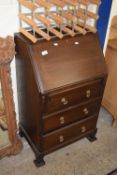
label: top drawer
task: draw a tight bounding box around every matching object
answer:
[45,79,104,114]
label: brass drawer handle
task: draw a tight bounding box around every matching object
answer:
[61,97,68,105]
[81,126,86,133]
[83,108,89,115]
[60,116,65,124]
[86,90,91,98]
[59,135,64,143]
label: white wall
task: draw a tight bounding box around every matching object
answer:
[0,0,19,121]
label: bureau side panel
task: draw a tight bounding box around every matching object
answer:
[15,35,43,151]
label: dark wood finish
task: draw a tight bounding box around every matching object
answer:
[87,129,97,142]
[15,32,107,166]
[43,115,98,152]
[32,33,107,93]
[19,124,45,167]
[45,80,104,114]
[43,98,101,133]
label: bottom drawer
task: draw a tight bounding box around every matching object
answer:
[43,115,98,152]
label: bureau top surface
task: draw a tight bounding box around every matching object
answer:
[17,33,107,93]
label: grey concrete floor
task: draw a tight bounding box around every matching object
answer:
[0,107,117,175]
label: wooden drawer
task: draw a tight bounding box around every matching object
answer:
[45,79,104,114]
[43,115,98,151]
[43,98,101,133]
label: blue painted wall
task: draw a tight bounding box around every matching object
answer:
[96,0,113,48]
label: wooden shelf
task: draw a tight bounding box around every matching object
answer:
[63,0,78,7]
[79,9,99,20]
[48,13,64,24]
[18,0,37,11]
[48,27,63,39]
[50,0,66,8]
[63,13,77,23]
[76,11,89,20]
[68,23,86,35]
[34,27,50,40]
[19,13,36,27]
[34,0,51,8]
[34,14,51,26]
[19,28,37,43]
[77,0,90,6]
[90,0,101,5]
[85,24,97,33]
[62,26,75,37]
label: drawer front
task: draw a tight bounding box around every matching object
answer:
[43,99,101,133]
[45,79,104,114]
[43,115,97,151]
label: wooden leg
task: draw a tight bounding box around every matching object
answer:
[19,124,45,167]
[34,155,45,167]
[87,130,97,142]
[112,119,117,128]
[19,128,24,138]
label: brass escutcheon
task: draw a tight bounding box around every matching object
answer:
[86,89,91,98]
[81,126,86,133]
[61,97,68,105]
[60,116,65,124]
[83,108,89,115]
[59,135,64,143]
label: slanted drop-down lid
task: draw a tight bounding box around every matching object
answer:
[29,33,107,93]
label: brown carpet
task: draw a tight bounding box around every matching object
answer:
[0,108,117,175]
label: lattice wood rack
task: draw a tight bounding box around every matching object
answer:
[18,0,101,43]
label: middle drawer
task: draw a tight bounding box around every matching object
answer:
[43,98,101,133]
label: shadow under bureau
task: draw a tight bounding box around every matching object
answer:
[15,32,107,166]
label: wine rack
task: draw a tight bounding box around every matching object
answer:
[18,0,101,43]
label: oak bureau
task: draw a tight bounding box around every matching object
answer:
[15,32,107,166]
